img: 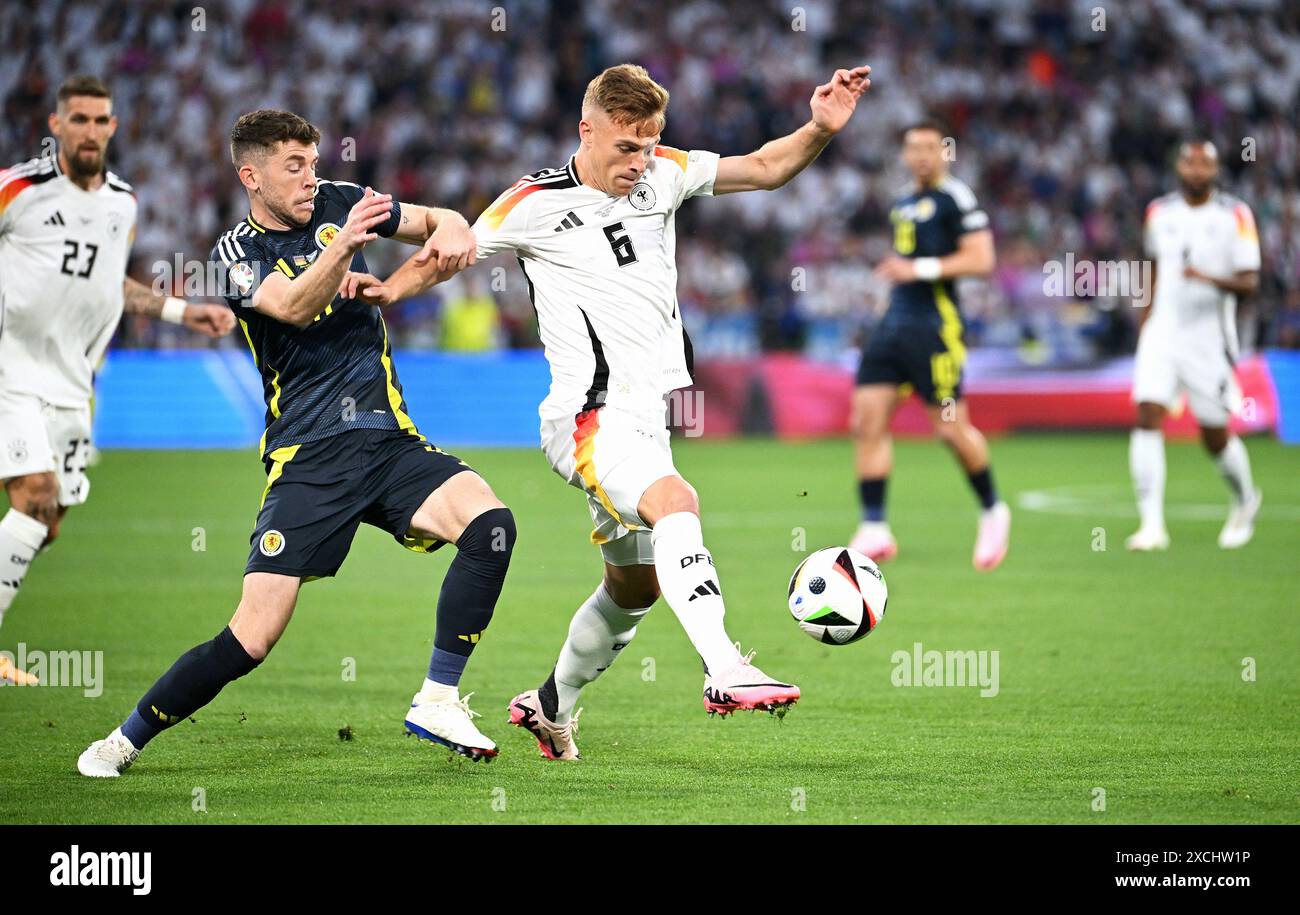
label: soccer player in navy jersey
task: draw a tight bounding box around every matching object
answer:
[79,109,512,775]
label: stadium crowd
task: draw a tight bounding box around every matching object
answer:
[2,0,1297,363]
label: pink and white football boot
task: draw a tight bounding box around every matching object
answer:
[973,501,1011,571]
[702,646,800,717]
[507,689,582,761]
[850,521,898,564]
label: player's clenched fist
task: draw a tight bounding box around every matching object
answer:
[338,186,394,252]
[183,302,236,337]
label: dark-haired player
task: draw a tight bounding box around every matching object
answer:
[0,75,232,686]
[849,121,1009,571]
[1127,140,1262,551]
[79,109,513,774]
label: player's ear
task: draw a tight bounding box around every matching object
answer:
[107,114,118,138]
[47,111,59,137]
[237,162,259,192]
[578,118,592,147]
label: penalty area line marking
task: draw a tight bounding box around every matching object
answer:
[1016,485,1300,521]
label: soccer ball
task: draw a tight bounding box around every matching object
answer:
[787,547,888,645]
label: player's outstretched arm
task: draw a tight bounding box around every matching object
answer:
[122,276,234,337]
[254,187,394,328]
[343,246,463,308]
[392,203,478,274]
[714,66,870,195]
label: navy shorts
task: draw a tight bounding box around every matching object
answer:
[246,428,473,579]
[856,319,966,404]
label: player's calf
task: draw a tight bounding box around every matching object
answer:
[405,506,516,760]
[78,626,263,777]
[0,475,58,632]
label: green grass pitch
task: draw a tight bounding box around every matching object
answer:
[1,433,1296,824]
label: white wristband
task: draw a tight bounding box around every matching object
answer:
[913,257,942,281]
[161,296,187,324]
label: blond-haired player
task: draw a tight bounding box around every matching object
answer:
[0,76,232,685]
[366,63,872,759]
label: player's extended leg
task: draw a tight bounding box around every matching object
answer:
[926,400,1010,570]
[640,475,800,717]
[77,572,297,777]
[1200,425,1262,549]
[849,384,902,562]
[511,559,657,760]
[0,473,64,686]
[1127,401,1171,551]
[402,470,515,761]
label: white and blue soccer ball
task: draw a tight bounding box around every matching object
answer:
[787,546,888,645]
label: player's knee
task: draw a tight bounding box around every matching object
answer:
[456,506,516,566]
[646,478,699,520]
[228,613,280,661]
[933,417,963,446]
[1200,426,1229,455]
[608,578,659,610]
[9,476,60,528]
[1135,402,1165,430]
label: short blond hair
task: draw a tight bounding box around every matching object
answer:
[582,64,668,132]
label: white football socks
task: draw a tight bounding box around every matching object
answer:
[0,509,47,628]
[1129,429,1166,531]
[552,581,650,723]
[1215,436,1255,504]
[651,512,743,677]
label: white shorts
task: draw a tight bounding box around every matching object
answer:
[0,387,93,506]
[1132,327,1241,427]
[540,405,678,566]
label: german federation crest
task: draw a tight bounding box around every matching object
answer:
[629,182,656,211]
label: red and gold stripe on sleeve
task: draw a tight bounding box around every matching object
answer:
[653,145,689,171]
[480,179,546,230]
[0,170,33,217]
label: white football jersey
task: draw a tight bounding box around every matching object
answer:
[1143,190,1260,356]
[0,155,136,406]
[473,147,719,420]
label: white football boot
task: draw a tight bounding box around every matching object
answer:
[850,521,898,563]
[1218,488,1262,550]
[1125,524,1171,552]
[77,728,140,778]
[973,501,1011,571]
[405,689,498,761]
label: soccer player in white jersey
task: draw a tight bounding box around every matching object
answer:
[1128,140,1263,551]
[0,76,232,684]
[367,63,871,759]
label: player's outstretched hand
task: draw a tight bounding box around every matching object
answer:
[810,65,871,134]
[338,271,392,305]
[183,302,236,337]
[414,213,477,274]
[339,187,394,252]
